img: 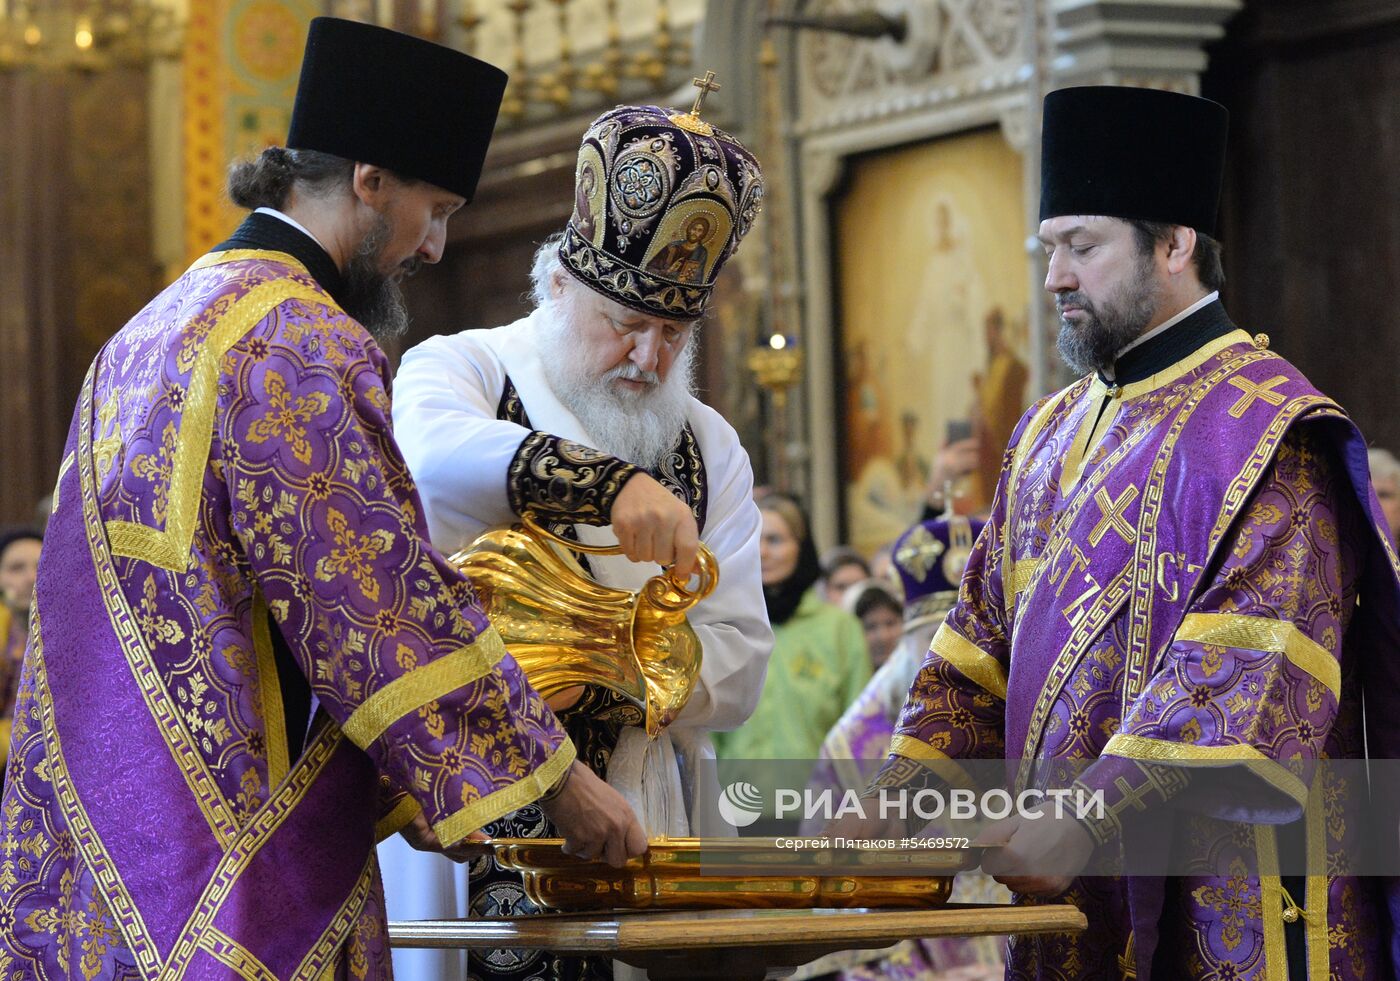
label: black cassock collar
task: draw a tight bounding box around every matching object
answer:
[1098,298,1238,388]
[211,211,347,308]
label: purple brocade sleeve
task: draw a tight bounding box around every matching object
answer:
[1077,425,1360,841]
[219,301,574,843]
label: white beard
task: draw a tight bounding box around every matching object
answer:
[533,294,696,473]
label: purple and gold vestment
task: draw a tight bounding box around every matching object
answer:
[889,323,1400,981]
[0,247,573,978]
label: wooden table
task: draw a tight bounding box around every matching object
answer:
[388,904,1086,980]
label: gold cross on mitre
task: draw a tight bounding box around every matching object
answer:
[670,69,721,136]
[690,71,721,114]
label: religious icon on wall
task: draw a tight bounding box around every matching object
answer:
[834,127,1032,556]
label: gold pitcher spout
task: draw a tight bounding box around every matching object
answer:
[449,513,716,738]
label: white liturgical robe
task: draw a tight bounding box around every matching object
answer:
[377,311,773,974]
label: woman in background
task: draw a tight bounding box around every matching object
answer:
[714,493,870,761]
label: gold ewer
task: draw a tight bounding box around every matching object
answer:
[449,514,718,737]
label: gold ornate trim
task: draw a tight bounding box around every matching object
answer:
[375,793,421,843]
[1176,613,1340,701]
[252,587,290,787]
[887,734,977,792]
[1014,345,1283,773]
[188,248,308,274]
[1305,776,1328,979]
[77,362,242,845]
[199,928,281,981]
[291,852,378,981]
[161,723,346,976]
[1001,389,1072,602]
[341,629,508,748]
[1007,559,1038,600]
[930,623,1007,701]
[1118,376,1332,713]
[433,738,577,846]
[51,452,75,515]
[1116,329,1255,401]
[1255,824,1289,981]
[1060,380,1124,495]
[1103,733,1307,807]
[32,610,162,975]
[107,275,334,572]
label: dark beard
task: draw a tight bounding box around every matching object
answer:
[1055,256,1161,376]
[340,214,418,342]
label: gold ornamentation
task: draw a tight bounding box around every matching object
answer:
[1254,825,1288,976]
[199,927,282,981]
[375,794,421,843]
[251,587,289,787]
[29,605,164,974]
[341,629,508,748]
[1226,374,1290,419]
[888,733,978,792]
[289,853,378,981]
[76,365,240,845]
[491,837,965,912]
[1117,931,1137,980]
[894,524,944,583]
[1013,341,1286,779]
[450,513,717,737]
[93,392,123,481]
[1088,485,1140,547]
[433,738,576,848]
[245,369,332,466]
[313,508,397,603]
[929,622,1007,701]
[669,69,720,135]
[1253,333,1270,350]
[1175,612,1340,701]
[106,261,328,572]
[1103,733,1308,807]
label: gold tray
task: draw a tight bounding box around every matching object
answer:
[491,837,982,912]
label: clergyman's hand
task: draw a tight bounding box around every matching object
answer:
[400,809,491,863]
[541,762,648,868]
[612,473,700,579]
[976,809,1093,897]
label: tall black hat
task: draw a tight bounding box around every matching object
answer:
[287,17,507,202]
[1039,86,1229,237]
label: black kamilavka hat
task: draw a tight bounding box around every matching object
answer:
[287,17,507,202]
[1039,86,1229,237]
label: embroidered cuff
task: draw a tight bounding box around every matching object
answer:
[433,738,577,846]
[341,629,507,749]
[507,431,640,526]
[1070,755,1192,847]
[930,623,1008,701]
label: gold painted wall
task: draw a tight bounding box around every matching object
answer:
[835,127,1029,555]
[181,0,318,264]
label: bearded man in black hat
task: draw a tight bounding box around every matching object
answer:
[876,86,1400,979]
[0,18,644,977]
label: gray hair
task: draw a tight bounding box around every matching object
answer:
[528,232,569,310]
[1371,447,1400,486]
